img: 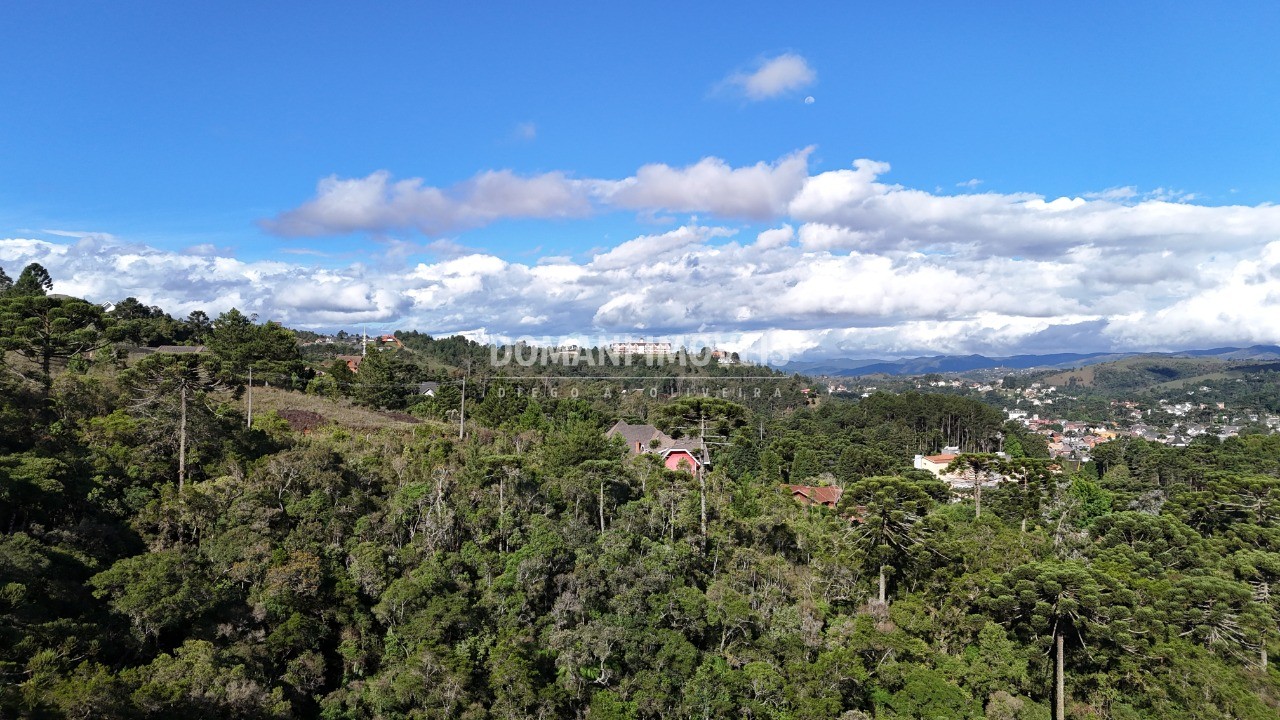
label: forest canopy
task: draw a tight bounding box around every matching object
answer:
[1,266,1277,719]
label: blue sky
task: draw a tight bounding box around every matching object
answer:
[4,2,1280,359]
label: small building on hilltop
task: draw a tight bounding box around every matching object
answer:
[608,340,673,358]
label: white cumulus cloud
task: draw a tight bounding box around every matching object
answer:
[724,53,817,100]
[600,149,813,221]
[264,169,593,237]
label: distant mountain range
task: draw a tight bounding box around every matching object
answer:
[780,345,1280,377]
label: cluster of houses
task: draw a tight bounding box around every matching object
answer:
[604,416,1092,525]
[620,403,1258,500]
[783,445,1058,517]
[926,378,996,393]
[1012,381,1056,406]
[607,420,867,520]
[1008,414,1115,459]
[332,335,407,374]
[1010,401,1280,455]
[607,419,999,520]
[1125,421,1250,446]
[1008,381,1280,449]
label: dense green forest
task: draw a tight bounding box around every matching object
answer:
[2,264,1280,719]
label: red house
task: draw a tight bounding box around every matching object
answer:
[661,447,703,473]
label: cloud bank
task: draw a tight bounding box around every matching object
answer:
[265,149,815,237]
[9,152,1280,361]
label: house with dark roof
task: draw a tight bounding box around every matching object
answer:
[609,421,666,455]
[782,484,864,522]
[607,420,709,474]
[785,484,843,508]
[336,355,363,373]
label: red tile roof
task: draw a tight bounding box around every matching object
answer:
[787,484,843,507]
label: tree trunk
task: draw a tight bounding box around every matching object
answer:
[433,470,444,521]
[878,566,887,605]
[498,473,506,554]
[669,475,677,543]
[1055,631,1065,720]
[1261,582,1271,671]
[974,478,981,519]
[1021,477,1028,532]
[699,470,707,540]
[598,478,605,535]
[178,383,187,491]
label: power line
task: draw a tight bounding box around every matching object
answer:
[240,374,797,389]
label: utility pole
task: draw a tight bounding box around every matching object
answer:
[459,374,466,439]
[246,366,253,428]
[699,411,708,541]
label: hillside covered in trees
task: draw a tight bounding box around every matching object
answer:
[2,264,1280,719]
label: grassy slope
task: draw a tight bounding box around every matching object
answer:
[246,385,443,434]
[1039,356,1229,391]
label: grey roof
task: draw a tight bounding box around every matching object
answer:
[607,421,709,464]
[607,421,666,452]
[154,345,207,354]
